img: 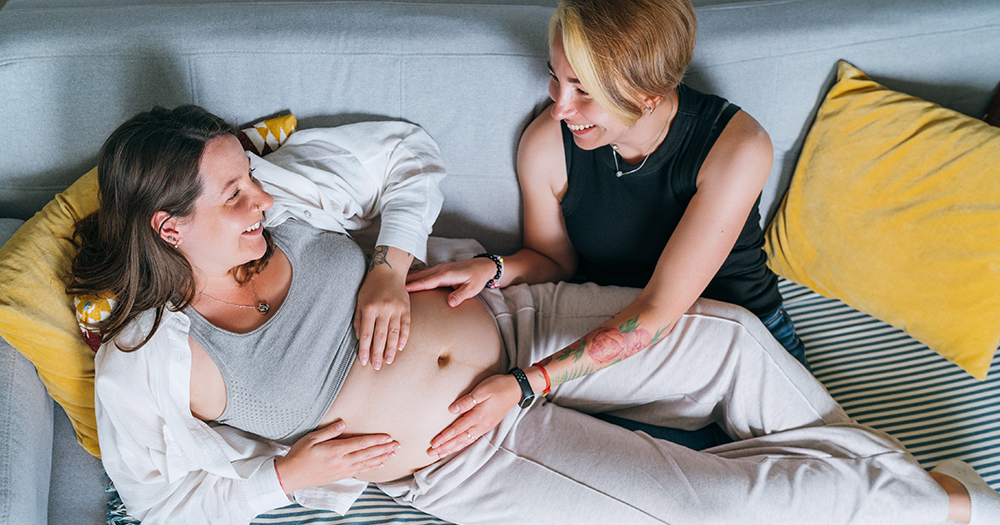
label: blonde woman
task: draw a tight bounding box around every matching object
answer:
[408,0,807,373]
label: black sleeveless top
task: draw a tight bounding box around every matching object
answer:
[559,84,782,317]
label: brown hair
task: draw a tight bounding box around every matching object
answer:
[68,105,275,350]
[551,0,697,126]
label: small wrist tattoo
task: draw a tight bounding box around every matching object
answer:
[368,245,392,272]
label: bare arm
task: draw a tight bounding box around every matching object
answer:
[428,110,775,457]
[537,110,775,384]
[406,107,578,302]
[355,245,414,370]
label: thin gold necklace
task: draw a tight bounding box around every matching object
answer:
[611,92,674,178]
[199,277,271,315]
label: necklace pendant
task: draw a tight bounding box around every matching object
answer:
[616,170,624,178]
[256,302,270,315]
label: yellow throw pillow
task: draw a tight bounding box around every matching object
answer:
[765,61,1000,379]
[0,168,101,456]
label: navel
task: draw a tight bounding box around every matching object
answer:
[437,352,451,368]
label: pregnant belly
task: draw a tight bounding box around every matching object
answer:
[320,288,504,482]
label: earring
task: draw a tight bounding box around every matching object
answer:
[167,236,179,249]
[644,106,654,114]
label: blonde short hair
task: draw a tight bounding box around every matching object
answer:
[551,0,697,126]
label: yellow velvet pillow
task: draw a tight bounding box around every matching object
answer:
[0,169,101,456]
[765,61,1000,380]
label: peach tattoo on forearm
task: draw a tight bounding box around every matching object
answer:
[548,315,669,386]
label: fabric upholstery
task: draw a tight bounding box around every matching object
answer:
[0,220,54,525]
[0,171,100,455]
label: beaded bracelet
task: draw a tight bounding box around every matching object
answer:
[473,253,504,289]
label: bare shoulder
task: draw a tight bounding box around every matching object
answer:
[698,109,773,189]
[517,104,568,199]
[189,335,226,421]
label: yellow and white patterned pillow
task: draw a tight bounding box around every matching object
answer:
[238,113,297,156]
[74,294,117,352]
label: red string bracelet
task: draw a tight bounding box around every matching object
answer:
[275,461,286,493]
[532,362,552,395]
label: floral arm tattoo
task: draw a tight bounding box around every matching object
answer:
[368,245,392,272]
[539,314,670,387]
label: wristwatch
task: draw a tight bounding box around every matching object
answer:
[509,367,535,408]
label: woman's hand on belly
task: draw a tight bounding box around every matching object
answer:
[328,288,504,482]
[274,419,400,495]
[427,372,522,459]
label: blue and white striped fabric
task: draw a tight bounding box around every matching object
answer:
[779,279,1000,490]
[251,485,448,525]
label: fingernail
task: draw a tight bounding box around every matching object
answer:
[429,451,439,459]
[381,437,393,444]
[392,443,401,451]
[359,356,367,366]
[375,463,384,469]
[334,421,346,431]
[387,452,396,459]
[386,356,394,364]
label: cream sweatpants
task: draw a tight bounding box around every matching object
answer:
[380,282,949,525]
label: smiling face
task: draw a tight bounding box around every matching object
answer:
[547,29,634,152]
[172,134,274,280]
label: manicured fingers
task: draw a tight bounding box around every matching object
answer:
[447,282,483,307]
[369,315,390,370]
[405,269,450,292]
[346,436,401,472]
[428,423,479,459]
[449,391,480,414]
[428,410,477,451]
[354,308,375,366]
[312,419,347,441]
[396,312,410,352]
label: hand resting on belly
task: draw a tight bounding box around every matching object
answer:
[318,288,504,482]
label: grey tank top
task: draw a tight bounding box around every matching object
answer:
[184,219,366,446]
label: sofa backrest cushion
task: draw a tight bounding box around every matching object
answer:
[2,0,998,253]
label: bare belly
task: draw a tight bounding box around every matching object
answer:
[319,289,503,482]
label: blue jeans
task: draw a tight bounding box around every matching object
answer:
[761,306,809,370]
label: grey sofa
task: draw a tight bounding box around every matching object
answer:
[1,0,999,523]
